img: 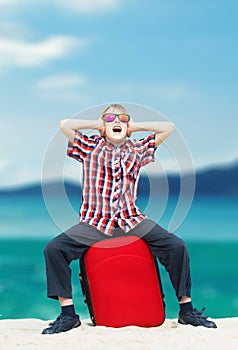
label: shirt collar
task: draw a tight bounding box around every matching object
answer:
[103,138,133,151]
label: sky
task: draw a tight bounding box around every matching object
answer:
[0,0,238,188]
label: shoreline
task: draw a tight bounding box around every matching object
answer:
[0,317,238,349]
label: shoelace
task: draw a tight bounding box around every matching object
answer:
[192,307,208,319]
[49,314,63,326]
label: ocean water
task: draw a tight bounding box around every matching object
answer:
[0,194,238,321]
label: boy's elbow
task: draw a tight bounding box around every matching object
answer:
[60,119,68,129]
[168,122,174,134]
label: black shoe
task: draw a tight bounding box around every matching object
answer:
[178,308,217,328]
[42,314,81,334]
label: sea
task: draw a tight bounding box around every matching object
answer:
[0,192,238,321]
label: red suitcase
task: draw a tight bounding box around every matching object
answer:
[79,235,165,327]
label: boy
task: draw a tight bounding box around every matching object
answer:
[42,103,217,334]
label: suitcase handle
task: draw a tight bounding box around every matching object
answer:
[79,265,96,325]
[79,272,87,305]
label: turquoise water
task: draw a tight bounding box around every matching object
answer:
[0,194,238,321]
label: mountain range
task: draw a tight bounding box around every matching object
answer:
[0,161,237,197]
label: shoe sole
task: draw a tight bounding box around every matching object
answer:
[42,320,81,334]
[55,320,81,333]
[178,318,217,328]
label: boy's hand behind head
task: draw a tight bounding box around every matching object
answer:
[96,117,105,136]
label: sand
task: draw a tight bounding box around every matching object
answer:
[0,318,238,350]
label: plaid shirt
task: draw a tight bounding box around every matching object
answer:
[67,131,156,236]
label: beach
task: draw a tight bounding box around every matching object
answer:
[0,318,238,350]
[1,195,238,350]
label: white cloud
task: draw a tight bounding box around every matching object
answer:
[0,35,88,68]
[72,81,199,105]
[0,0,120,14]
[145,83,201,101]
[38,73,87,90]
[85,81,201,106]
[0,159,10,173]
[34,78,201,108]
[51,0,119,13]
[36,72,90,103]
[0,0,15,4]
[0,21,30,38]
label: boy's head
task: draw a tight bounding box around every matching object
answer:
[100,104,131,145]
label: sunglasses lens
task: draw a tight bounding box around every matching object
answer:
[104,114,115,122]
[103,113,130,123]
[119,114,130,123]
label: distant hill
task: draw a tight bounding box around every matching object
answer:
[0,161,238,197]
[0,180,82,197]
[138,161,238,197]
[194,162,238,196]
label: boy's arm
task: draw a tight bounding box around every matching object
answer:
[128,121,174,147]
[60,119,104,143]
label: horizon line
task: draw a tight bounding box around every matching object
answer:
[0,158,237,191]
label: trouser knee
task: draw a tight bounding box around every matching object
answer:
[171,237,188,257]
[168,238,190,271]
[44,240,59,260]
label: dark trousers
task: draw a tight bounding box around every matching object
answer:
[43,219,191,302]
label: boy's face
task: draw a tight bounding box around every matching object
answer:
[103,108,129,146]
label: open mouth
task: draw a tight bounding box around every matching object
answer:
[112,126,122,133]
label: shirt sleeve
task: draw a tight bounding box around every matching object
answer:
[134,133,156,167]
[67,130,100,162]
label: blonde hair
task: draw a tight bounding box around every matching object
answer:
[101,103,128,116]
[100,103,131,137]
